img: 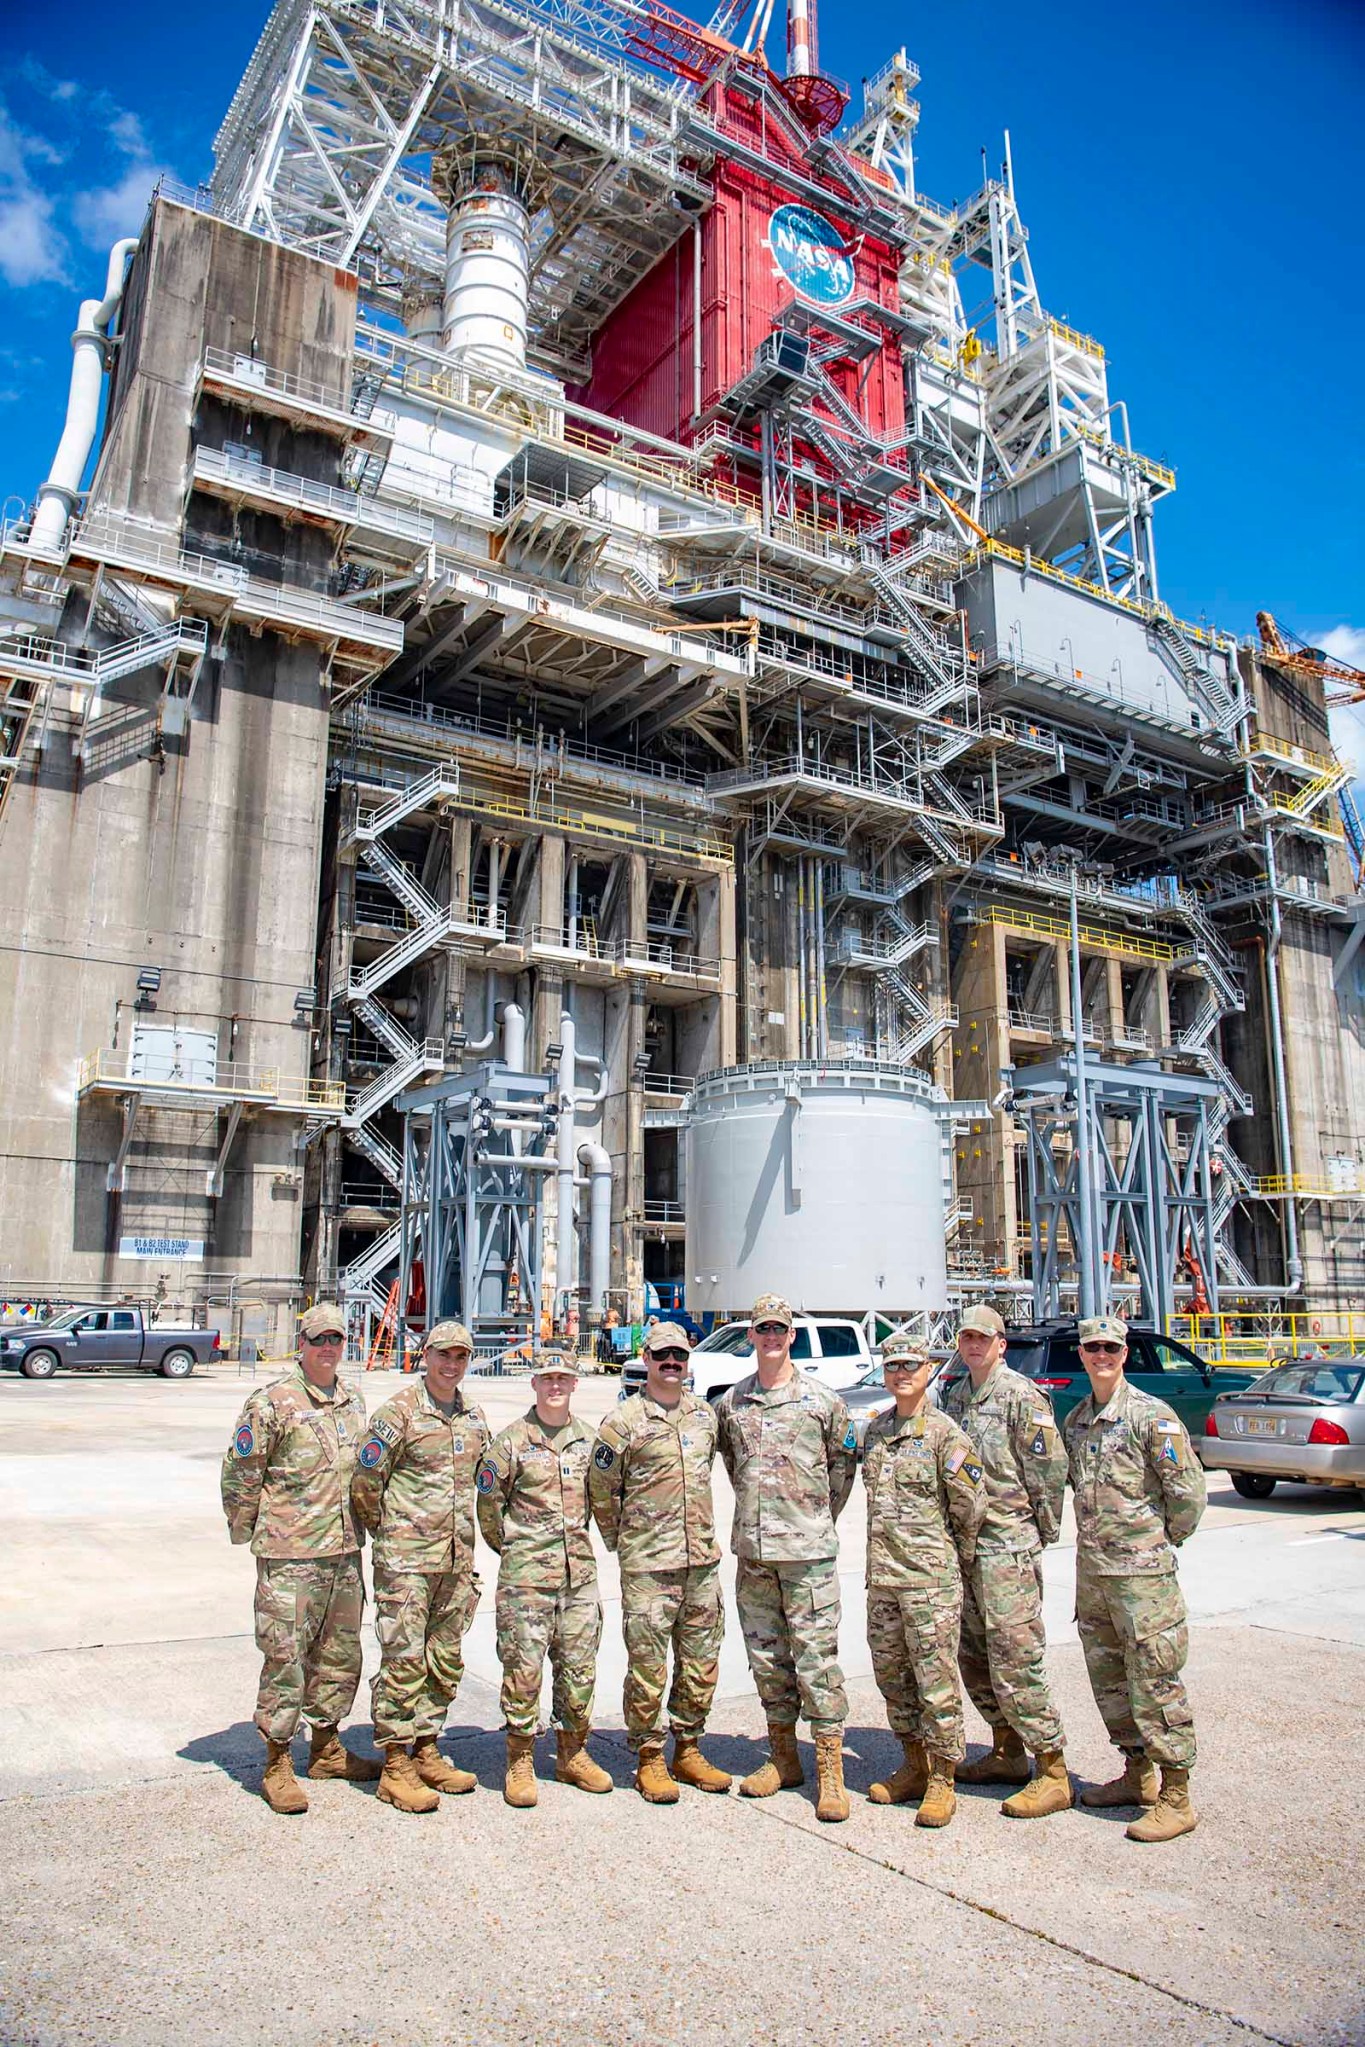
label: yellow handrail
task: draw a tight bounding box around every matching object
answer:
[976,903,1177,964]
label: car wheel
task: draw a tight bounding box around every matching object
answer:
[159,1348,196,1380]
[21,1349,60,1381]
[1230,1472,1277,1500]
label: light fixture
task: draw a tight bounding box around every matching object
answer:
[134,967,161,1013]
[293,988,317,1021]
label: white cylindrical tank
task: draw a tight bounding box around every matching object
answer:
[434,160,531,369]
[684,1062,948,1317]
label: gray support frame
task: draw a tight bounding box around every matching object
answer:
[396,1063,556,1355]
[1015,1054,1225,1328]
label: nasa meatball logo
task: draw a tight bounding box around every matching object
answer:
[768,204,855,307]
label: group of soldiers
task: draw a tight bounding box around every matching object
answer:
[220,1292,1205,1843]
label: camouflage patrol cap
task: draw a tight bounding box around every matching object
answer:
[881,1332,930,1368]
[425,1319,474,1354]
[530,1348,579,1378]
[1077,1314,1128,1345]
[643,1320,691,1354]
[750,1293,794,1329]
[956,1304,1005,1338]
[299,1302,346,1339]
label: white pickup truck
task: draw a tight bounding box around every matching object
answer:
[619,1315,876,1405]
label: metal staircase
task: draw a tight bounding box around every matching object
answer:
[1151,613,1239,733]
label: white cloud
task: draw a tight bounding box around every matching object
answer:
[107,110,149,160]
[1321,625,1365,671]
[72,159,166,248]
[0,100,69,286]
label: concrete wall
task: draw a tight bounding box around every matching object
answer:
[0,202,356,1327]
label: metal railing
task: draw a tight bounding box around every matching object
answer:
[1169,1311,1365,1362]
[200,345,381,434]
[642,1199,685,1225]
[192,447,433,546]
[78,1048,344,1110]
[640,1073,694,1097]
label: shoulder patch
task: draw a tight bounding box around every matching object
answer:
[234,1422,254,1458]
[593,1441,617,1471]
[945,1444,967,1474]
[962,1459,984,1485]
[370,1413,402,1446]
[1029,1428,1048,1457]
[1160,1438,1182,1466]
[358,1435,387,1469]
[475,1458,498,1495]
[1030,1411,1053,1428]
[1155,1418,1181,1433]
[842,1423,858,1452]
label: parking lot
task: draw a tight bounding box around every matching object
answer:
[1,1363,1362,2046]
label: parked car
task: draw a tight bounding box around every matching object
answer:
[0,1306,221,1380]
[932,1321,1261,1434]
[619,1315,873,1404]
[1200,1360,1365,1498]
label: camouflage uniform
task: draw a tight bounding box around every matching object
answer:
[1064,1378,1206,1768]
[349,1379,490,1746]
[942,1361,1068,1752]
[476,1410,601,1736]
[715,1373,857,1733]
[589,1391,723,1749]
[221,1365,367,1742]
[862,1407,985,1760]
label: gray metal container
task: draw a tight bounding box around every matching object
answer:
[684,1061,948,1317]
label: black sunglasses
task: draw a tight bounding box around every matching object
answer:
[304,1331,345,1346]
[1079,1340,1124,1355]
[753,1321,789,1336]
[648,1347,690,1364]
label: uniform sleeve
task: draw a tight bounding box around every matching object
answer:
[714,1392,738,1486]
[588,1414,629,1551]
[940,1424,987,1568]
[349,1402,404,1536]
[476,1433,514,1554]
[1145,1412,1207,1545]
[826,1394,858,1522]
[220,1390,276,1545]
[1010,1384,1067,1546]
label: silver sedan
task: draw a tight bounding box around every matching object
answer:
[1200,1359,1365,1500]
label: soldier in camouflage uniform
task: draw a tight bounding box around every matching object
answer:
[476,1352,612,1808]
[350,1319,490,1816]
[220,1302,380,1814]
[589,1321,730,1803]
[715,1293,858,1823]
[1064,1315,1206,1842]
[942,1303,1073,1818]
[863,1334,985,1827]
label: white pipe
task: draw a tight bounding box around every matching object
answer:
[577,1139,612,1319]
[556,1012,578,1303]
[440,165,531,369]
[31,239,138,555]
[501,1000,526,1071]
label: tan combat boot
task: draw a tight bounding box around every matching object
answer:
[868,1736,928,1806]
[915,1754,957,1828]
[1002,1749,1072,1819]
[376,1744,440,1814]
[261,1738,308,1815]
[1080,1754,1159,1809]
[813,1732,850,1823]
[307,1724,382,1781]
[555,1727,613,1793]
[739,1722,805,1798]
[504,1731,538,1808]
[1125,1766,1198,1842]
[635,1739,680,1804]
[956,1725,1030,1785]
[411,1736,477,1795]
[671,1736,732,1794]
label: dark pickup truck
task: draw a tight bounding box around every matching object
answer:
[0,1307,221,1380]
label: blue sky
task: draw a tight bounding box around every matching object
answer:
[1,0,1361,744]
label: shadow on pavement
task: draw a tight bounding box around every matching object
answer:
[178,1721,267,1793]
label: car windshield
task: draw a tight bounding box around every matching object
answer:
[40,1311,86,1331]
[1003,1339,1048,1378]
[1247,1363,1364,1403]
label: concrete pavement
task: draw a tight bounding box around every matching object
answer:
[0,1365,1362,2045]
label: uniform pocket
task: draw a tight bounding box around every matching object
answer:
[795,1570,841,1617]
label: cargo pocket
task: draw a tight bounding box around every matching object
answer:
[795,1569,841,1620]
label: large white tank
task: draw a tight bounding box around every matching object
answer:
[684,1062,948,1317]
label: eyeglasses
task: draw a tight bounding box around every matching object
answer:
[647,1348,690,1364]
[303,1332,345,1347]
[753,1322,789,1336]
[1079,1340,1124,1355]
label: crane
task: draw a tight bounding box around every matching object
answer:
[1257,612,1365,707]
